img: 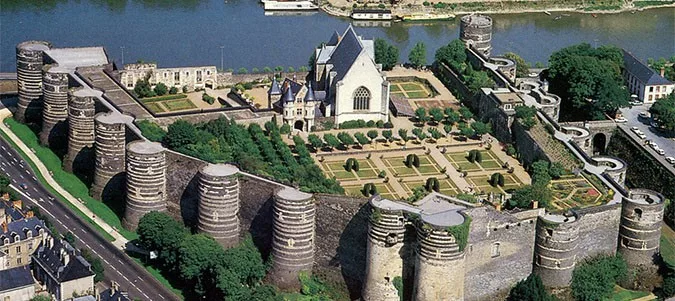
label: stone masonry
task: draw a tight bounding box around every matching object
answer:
[90,113,133,201]
[39,68,69,147]
[63,89,96,173]
[122,140,167,230]
[15,41,51,123]
[197,163,241,249]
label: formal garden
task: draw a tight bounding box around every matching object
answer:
[548,173,608,211]
[390,79,435,99]
[444,148,505,172]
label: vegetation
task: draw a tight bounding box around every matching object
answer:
[158,117,342,194]
[649,92,675,132]
[508,273,554,301]
[137,120,167,142]
[202,93,215,105]
[408,42,427,69]
[133,72,156,98]
[507,160,559,209]
[490,173,505,187]
[435,39,467,71]
[647,57,675,81]
[374,38,399,71]
[571,255,627,301]
[339,119,388,129]
[405,154,420,168]
[407,185,428,203]
[153,83,168,96]
[425,177,440,192]
[445,215,471,251]
[137,212,275,300]
[393,276,404,301]
[503,52,530,78]
[547,44,629,120]
[362,183,377,196]
[515,105,538,130]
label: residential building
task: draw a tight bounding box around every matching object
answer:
[478,88,524,142]
[622,49,674,103]
[0,266,36,301]
[119,63,218,92]
[269,77,321,131]
[32,237,95,301]
[313,26,390,126]
[0,200,48,271]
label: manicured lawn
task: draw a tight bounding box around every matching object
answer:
[163,99,197,111]
[391,92,406,97]
[406,91,430,99]
[355,169,379,180]
[343,182,397,199]
[392,166,418,176]
[140,94,187,103]
[416,164,439,175]
[480,160,502,170]
[390,85,401,92]
[400,82,424,91]
[607,285,650,301]
[661,222,675,269]
[144,102,166,113]
[3,117,137,240]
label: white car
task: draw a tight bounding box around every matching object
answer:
[637,132,647,139]
[666,157,675,164]
[650,142,660,150]
[656,148,666,156]
[528,72,539,77]
[639,111,650,118]
[614,117,627,123]
[631,126,640,133]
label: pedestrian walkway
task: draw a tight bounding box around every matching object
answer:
[0,107,129,249]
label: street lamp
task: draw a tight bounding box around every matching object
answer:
[120,46,126,66]
[220,45,225,72]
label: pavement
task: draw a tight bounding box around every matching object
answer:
[620,104,675,175]
[0,109,179,300]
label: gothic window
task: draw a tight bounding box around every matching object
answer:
[353,87,371,111]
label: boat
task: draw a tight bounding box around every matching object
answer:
[554,16,562,20]
[261,0,318,11]
[400,13,455,21]
[544,11,551,15]
[351,8,393,20]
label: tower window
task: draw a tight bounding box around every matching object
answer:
[353,86,371,111]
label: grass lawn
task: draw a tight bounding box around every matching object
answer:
[129,255,184,299]
[416,164,439,175]
[343,182,397,199]
[144,102,166,114]
[661,223,675,268]
[406,91,431,99]
[140,94,187,103]
[390,85,401,92]
[479,160,502,170]
[355,169,379,180]
[607,285,650,301]
[400,82,424,91]
[3,117,137,240]
[163,99,197,111]
[391,92,406,97]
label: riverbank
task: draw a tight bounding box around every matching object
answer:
[321,0,675,19]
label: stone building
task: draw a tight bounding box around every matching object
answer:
[32,237,95,301]
[460,15,493,57]
[478,88,524,142]
[269,77,320,131]
[311,26,390,125]
[119,63,218,92]
[0,200,48,271]
[0,266,36,301]
[622,49,674,104]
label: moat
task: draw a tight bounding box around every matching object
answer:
[1,0,673,72]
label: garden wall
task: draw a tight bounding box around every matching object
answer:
[511,119,551,166]
[574,203,621,260]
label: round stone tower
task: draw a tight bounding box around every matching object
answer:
[16,41,51,123]
[198,163,241,249]
[533,213,580,288]
[618,189,665,270]
[90,112,133,201]
[413,219,466,300]
[63,89,97,173]
[362,196,407,301]
[268,187,316,291]
[122,140,167,230]
[592,156,627,188]
[40,67,70,147]
[460,14,493,57]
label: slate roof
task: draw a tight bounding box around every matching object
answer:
[1,200,24,221]
[32,239,94,283]
[622,49,673,86]
[99,288,131,301]
[327,31,340,46]
[268,77,282,95]
[304,82,316,101]
[328,25,366,84]
[0,217,45,247]
[281,78,303,103]
[0,266,34,292]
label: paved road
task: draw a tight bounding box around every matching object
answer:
[619,104,675,175]
[0,138,179,301]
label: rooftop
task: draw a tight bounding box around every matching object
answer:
[0,266,34,292]
[492,91,523,104]
[33,238,94,283]
[622,49,673,86]
[202,163,239,177]
[0,216,45,247]
[44,47,109,72]
[95,112,135,125]
[276,187,313,201]
[127,140,164,155]
[370,193,476,227]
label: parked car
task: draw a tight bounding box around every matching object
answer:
[650,142,660,150]
[639,111,650,118]
[528,72,538,77]
[19,183,28,190]
[615,117,627,123]
[656,148,666,156]
[630,100,642,106]
[651,122,659,128]
[637,132,647,139]
[666,156,675,164]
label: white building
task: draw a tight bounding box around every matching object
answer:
[269,77,320,131]
[119,63,218,92]
[622,49,674,103]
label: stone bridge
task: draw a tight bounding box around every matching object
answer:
[560,120,618,156]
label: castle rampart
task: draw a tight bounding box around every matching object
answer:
[39,67,70,147]
[16,41,51,123]
[413,222,465,301]
[618,189,665,269]
[122,140,167,230]
[268,187,316,290]
[460,15,492,57]
[197,163,241,248]
[63,88,97,173]
[91,113,133,201]
[533,213,580,288]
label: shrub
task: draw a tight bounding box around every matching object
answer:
[664,274,675,297]
[490,173,500,187]
[366,120,375,127]
[571,255,627,301]
[507,273,554,301]
[467,150,477,163]
[153,83,168,96]
[353,159,360,171]
[345,158,354,171]
[423,1,430,5]
[280,123,291,134]
[405,154,414,167]
[383,121,394,128]
[544,124,555,135]
[202,93,215,104]
[433,2,446,8]
[475,150,483,163]
[378,170,386,178]
[506,144,517,156]
[169,86,178,94]
[412,154,420,168]
[378,3,385,8]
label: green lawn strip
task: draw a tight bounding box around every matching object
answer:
[607,285,650,301]
[163,99,197,111]
[129,256,184,299]
[333,171,356,181]
[144,102,166,114]
[406,91,431,99]
[3,117,137,240]
[0,123,115,241]
[634,0,675,7]
[479,160,502,170]
[393,167,417,176]
[400,83,423,91]
[416,165,439,175]
[140,94,187,103]
[355,169,379,180]
[390,85,401,92]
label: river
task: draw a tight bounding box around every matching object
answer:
[1,0,673,72]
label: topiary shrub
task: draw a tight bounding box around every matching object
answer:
[353,159,360,171]
[467,150,477,163]
[475,150,483,163]
[412,154,420,168]
[405,154,414,167]
[345,158,354,171]
[490,173,500,187]
[498,173,505,187]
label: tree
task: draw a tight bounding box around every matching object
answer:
[460,126,475,139]
[548,162,565,179]
[412,128,426,142]
[263,67,272,73]
[548,44,629,120]
[428,127,443,141]
[307,134,323,151]
[443,124,453,135]
[153,82,168,96]
[471,121,491,137]
[429,107,444,124]
[354,132,369,146]
[531,160,552,186]
[80,248,105,283]
[287,66,295,72]
[337,132,355,146]
[30,296,51,301]
[137,212,189,272]
[571,255,627,301]
[459,106,474,120]
[165,119,198,149]
[508,274,555,301]
[323,133,341,150]
[252,67,260,73]
[279,123,291,134]
[508,184,553,209]
[503,52,530,78]
[367,130,379,142]
[398,129,409,144]
[133,77,155,98]
[374,38,399,71]
[435,39,467,71]
[0,175,9,189]
[136,119,166,142]
[515,105,537,119]
[169,86,178,94]
[664,274,675,297]
[382,130,393,142]
[178,234,224,297]
[237,68,248,74]
[415,107,427,124]
[446,110,461,125]
[465,70,495,93]
[649,92,675,132]
[408,42,427,69]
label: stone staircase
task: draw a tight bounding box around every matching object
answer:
[528,120,580,170]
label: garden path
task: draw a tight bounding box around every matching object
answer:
[427,144,471,192]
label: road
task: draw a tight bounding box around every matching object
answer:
[0,137,179,301]
[619,104,675,175]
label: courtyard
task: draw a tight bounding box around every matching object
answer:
[549,173,608,211]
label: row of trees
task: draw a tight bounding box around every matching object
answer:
[507,160,563,209]
[434,39,495,93]
[230,66,310,74]
[414,106,474,126]
[649,92,675,132]
[139,116,343,194]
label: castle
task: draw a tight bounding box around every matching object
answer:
[11,19,667,300]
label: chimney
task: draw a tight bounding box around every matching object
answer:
[12,200,22,210]
[49,236,54,248]
[111,281,118,295]
[95,286,100,301]
[661,67,666,77]
[1,222,7,233]
[531,200,539,209]
[25,211,34,218]
[61,250,70,266]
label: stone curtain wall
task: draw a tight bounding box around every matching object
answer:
[575,204,622,260]
[165,150,208,227]
[463,207,538,300]
[512,119,551,166]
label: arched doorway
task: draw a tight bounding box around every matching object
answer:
[592,133,607,155]
[294,120,304,131]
